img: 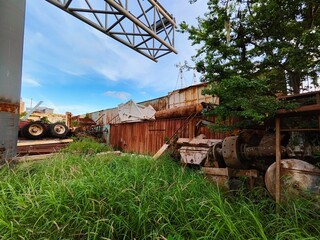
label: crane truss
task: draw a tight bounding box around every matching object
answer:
[45,0,177,62]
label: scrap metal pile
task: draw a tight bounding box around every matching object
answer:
[177,129,320,198]
[173,92,320,200]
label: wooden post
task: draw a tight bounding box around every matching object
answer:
[65,112,72,128]
[188,121,195,139]
[316,93,320,130]
[275,118,281,204]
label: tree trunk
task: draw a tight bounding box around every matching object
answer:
[288,72,302,94]
[279,68,288,95]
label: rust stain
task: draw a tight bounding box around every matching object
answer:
[168,83,214,108]
[0,147,5,153]
[0,147,5,162]
[71,116,96,125]
[0,102,19,114]
[139,97,168,111]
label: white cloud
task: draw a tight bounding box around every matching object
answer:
[22,76,41,87]
[24,0,207,87]
[104,91,131,100]
[22,1,208,115]
[24,7,153,83]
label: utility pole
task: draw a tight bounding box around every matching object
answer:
[179,62,185,88]
[175,62,186,89]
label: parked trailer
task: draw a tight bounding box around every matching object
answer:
[19,120,69,140]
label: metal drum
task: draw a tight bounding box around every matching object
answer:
[265,159,320,200]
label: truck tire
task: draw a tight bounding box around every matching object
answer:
[21,121,47,140]
[49,122,69,138]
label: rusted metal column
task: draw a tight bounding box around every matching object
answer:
[275,118,281,203]
[316,93,320,129]
[0,0,26,163]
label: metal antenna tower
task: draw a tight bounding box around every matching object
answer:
[174,62,186,89]
[193,67,197,85]
[46,0,177,62]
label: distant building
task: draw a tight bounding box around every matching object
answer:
[26,106,54,114]
[85,82,217,125]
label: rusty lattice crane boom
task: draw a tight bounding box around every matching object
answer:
[46,0,177,62]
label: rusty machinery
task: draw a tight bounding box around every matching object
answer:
[177,128,320,199]
[176,94,320,200]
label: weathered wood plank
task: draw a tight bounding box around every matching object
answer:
[152,143,169,160]
[17,139,73,147]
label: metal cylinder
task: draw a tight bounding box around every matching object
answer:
[0,0,26,163]
[155,103,203,119]
[265,159,320,200]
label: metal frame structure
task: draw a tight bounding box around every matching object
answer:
[46,0,177,62]
[275,91,320,203]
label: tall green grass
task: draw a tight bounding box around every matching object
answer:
[0,140,319,239]
[63,137,113,154]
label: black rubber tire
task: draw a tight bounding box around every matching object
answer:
[21,121,47,140]
[49,122,69,138]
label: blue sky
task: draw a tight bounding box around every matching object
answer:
[22,0,208,115]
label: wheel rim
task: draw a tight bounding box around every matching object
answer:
[28,124,44,136]
[53,124,66,134]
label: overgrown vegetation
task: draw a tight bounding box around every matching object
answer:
[63,137,113,154]
[0,139,319,239]
[181,0,320,129]
[204,76,295,129]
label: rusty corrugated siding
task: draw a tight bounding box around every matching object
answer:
[103,108,120,124]
[138,96,168,111]
[89,108,120,125]
[168,82,218,108]
[83,83,217,125]
[110,116,228,155]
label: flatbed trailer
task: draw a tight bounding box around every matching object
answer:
[17,139,73,156]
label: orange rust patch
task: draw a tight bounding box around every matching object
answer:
[0,102,19,114]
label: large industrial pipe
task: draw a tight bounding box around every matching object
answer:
[0,0,26,163]
[155,103,203,119]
